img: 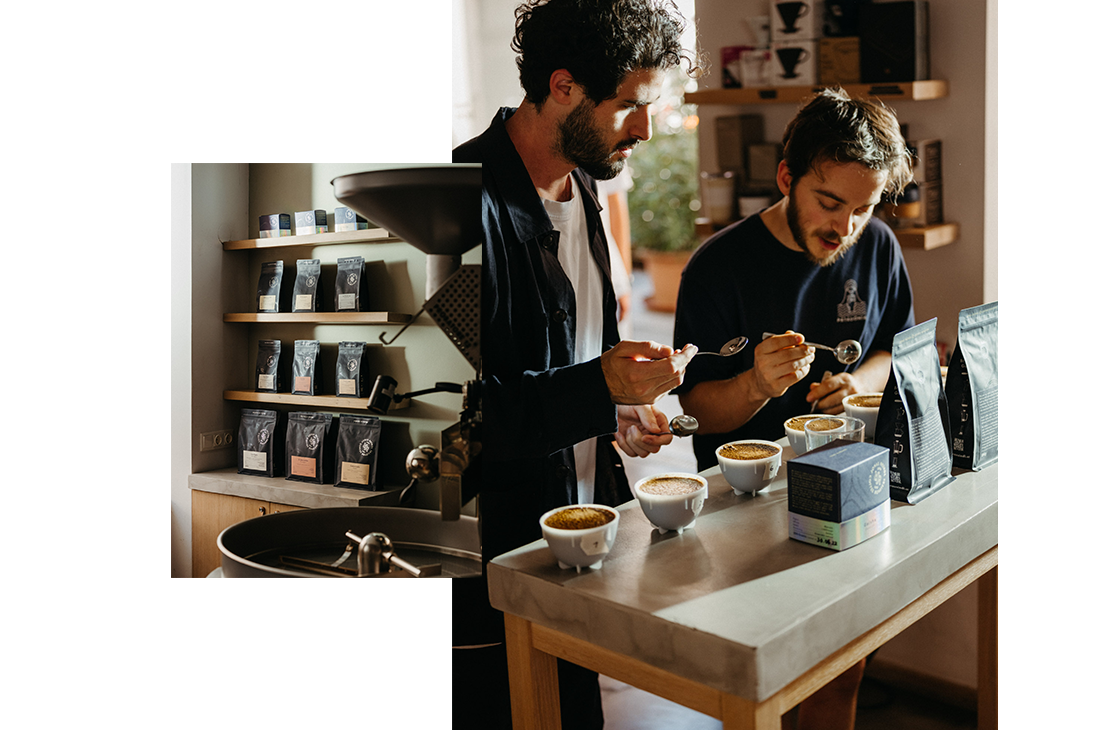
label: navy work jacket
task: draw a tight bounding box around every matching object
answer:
[453,107,632,564]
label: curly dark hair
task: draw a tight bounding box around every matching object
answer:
[782,87,913,199]
[512,0,700,107]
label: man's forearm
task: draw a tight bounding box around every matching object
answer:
[679,370,770,436]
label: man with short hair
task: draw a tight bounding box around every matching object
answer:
[673,86,916,730]
[453,1,700,727]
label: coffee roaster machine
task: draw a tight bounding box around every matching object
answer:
[332,165,483,522]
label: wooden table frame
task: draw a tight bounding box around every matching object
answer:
[503,546,997,730]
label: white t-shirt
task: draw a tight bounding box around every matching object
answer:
[542,173,603,504]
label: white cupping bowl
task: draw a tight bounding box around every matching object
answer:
[634,472,708,535]
[716,440,783,495]
[539,504,620,572]
[843,392,883,441]
[783,415,819,455]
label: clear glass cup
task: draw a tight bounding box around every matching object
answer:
[803,415,866,452]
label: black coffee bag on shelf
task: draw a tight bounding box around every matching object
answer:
[335,414,383,490]
[876,319,956,504]
[334,256,366,312]
[336,341,369,397]
[946,302,999,471]
[255,339,285,393]
[292,340,321,396]
[237,408,285,477]
[256,261,286,313]
[292,258,322,313]
[286,411,335,484]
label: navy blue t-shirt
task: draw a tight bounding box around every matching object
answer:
[672,213,914,470]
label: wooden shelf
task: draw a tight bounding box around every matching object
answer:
[893,222,958,250]
[224,312,413,324]
[224,390,412,411]
[685,80,948,106]
[222,228,401,251]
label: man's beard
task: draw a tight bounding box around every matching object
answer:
[554,98,636,180]
[786,192,867,267]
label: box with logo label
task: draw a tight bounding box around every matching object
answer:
[294,209,328,235]
[771,40,818,86]
[787,440,890,550]
[334,206,369,232]
[770,1,827,41]
[259,213,292,238]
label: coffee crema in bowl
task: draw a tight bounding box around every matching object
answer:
[544,506,615,530]
[785,415,816,431]
[639,476,705,496]
[719,442,781,460]
[848,394,882,408]
[804,417,845,432]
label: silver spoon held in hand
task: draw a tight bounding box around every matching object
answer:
[692,336,749,358]
[651,414,699,438]
[762,332,862,365]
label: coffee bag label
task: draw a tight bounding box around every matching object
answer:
[258,373,274,390]
[243,450,267,471]
[290,455,316,478]
[341,462,370,485]
[339,293,356,310]
[295,294,313,310]
[294,376,311,392]
[258,295,275,310]
[339,378,356,395]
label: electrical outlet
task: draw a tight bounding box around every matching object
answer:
[200,430,234,452]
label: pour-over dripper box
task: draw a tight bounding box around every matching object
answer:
[788,440,890,551]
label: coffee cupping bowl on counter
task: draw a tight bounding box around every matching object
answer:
[783,415,819,456]
[539,504,620,572]
[634,473,708,535]
[716,439,783,495]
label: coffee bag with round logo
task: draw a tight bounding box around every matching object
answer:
[292,339,321,396]
[292,258,322,313]
[876,319,955,504]
[255,339,285,393]
[336,341,369,397]
[945,301,998,471]
[285,411,335,484]
[335,256,366,312]
[237,408,285,477]
[256,260,286,313]
[334,414,383,490]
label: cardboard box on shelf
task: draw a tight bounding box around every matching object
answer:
[771,39,818,86]
[715,114,765,176]
[858,0,929,83]
[747,143,783,185]
[770,1,827,41]
[818,36,860,86]
[911,139,941,183]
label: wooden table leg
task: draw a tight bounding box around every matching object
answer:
[721,692,783,730]
[504,613,562,730]
[977,564,998,730]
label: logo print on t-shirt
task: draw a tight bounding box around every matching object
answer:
[837,279,867,322]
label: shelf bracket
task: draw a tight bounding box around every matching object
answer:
[379,307,425,345]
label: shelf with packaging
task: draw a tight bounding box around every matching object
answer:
[223,390,412,411]
[684,80,948,106]
[222,228,401,251]
[224,312,413,324]
[892,222,958,250]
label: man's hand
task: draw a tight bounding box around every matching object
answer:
[806,350,892,414]
[615,404,673,458]
[749,331,815,401]
[601,340,697,405]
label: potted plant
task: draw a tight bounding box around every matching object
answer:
[628,68,703,312]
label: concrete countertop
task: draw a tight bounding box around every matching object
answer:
[487,444,998,702]
[189,468,401,509]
